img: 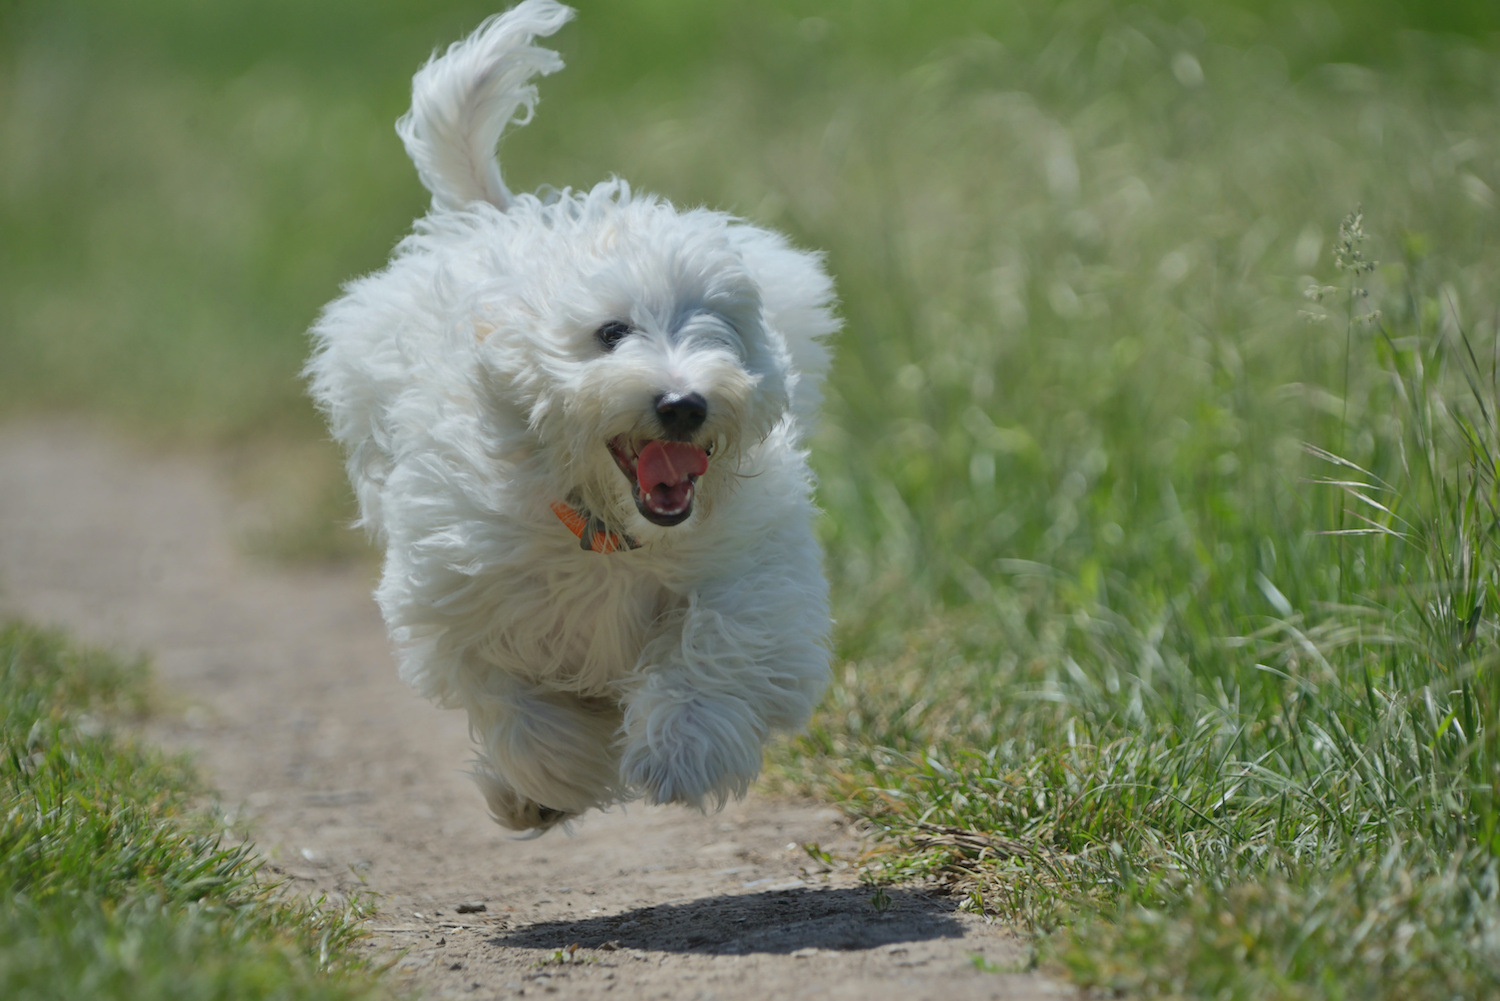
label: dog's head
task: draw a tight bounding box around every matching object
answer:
[471,183,793,538]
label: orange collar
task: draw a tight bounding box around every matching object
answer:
[551,500,639,554]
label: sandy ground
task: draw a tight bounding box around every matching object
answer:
[0,422,1071,1001]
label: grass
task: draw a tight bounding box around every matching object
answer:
[0,622,389,1000]
[5,0,1500,996]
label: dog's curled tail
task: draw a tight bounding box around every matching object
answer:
[397,0,573,212]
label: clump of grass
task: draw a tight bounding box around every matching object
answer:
[782,201,1500,995]
[1057,849,1500,999]
[0,622,388,1000]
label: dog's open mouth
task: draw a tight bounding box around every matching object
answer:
[609,436,711,526]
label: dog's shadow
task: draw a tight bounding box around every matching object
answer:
[489,886,966,955]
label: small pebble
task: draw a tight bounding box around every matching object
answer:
[456,902,487,914]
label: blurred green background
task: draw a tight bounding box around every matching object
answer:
[3,0,1496,436]
[6,1,1500,994]
[4,0,1499,571]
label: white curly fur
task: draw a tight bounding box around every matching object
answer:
[306,0,838,832]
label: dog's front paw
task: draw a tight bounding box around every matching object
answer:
[620,693,764,809]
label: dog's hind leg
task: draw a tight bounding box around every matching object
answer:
[470,765,575,833]
[463,678,625,832]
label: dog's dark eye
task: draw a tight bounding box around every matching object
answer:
[596,321,632,351]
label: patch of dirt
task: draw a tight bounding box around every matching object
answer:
[0,421,1072,1000]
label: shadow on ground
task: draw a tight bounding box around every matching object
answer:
[490,887,966,955]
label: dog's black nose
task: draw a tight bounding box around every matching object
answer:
[654,392,708,439]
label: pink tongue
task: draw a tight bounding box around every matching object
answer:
[636,441,709,514]
[636,441,709,492]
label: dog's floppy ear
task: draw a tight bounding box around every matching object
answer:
[397,1,574,213]
[727,226,840,435]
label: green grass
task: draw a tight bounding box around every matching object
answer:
[0,622,388,1000]
[6,0,1500,996]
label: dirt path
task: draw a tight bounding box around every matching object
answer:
[0,422,1069,1001]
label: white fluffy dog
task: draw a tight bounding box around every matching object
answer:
[306,0,837,833]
